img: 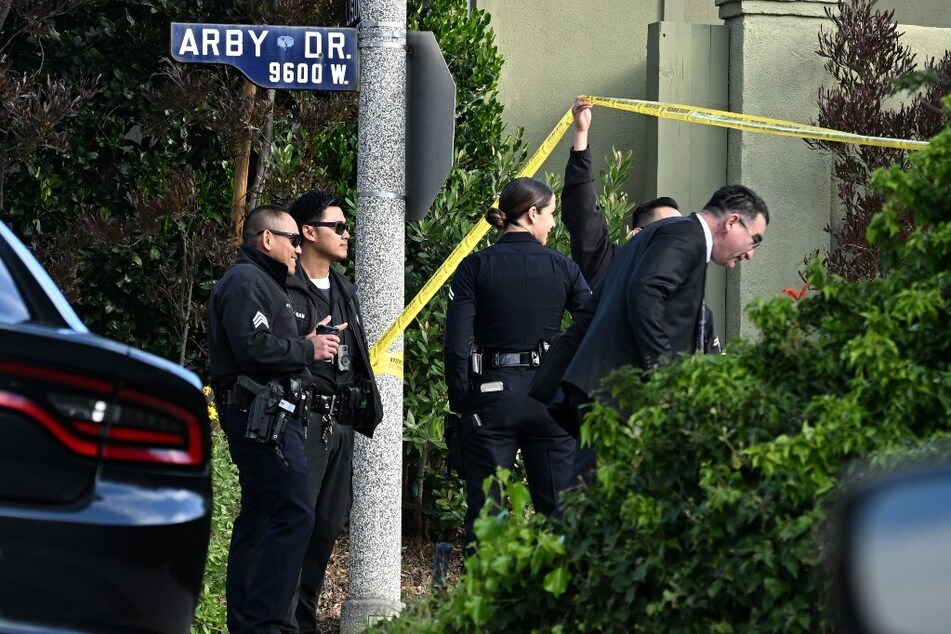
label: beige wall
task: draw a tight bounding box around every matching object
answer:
[716,0,951,337]
[900,24,951,68]
[476,0,949,201]
[476,0,720,198]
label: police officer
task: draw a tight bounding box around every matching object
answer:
[285,191,382,632]
[208,204,339,634]
[444,177,591,546]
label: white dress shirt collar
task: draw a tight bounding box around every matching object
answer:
[695,214,713,263]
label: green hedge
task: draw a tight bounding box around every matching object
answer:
[374,97,951,633]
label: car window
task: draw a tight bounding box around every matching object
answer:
[0,256,31,324]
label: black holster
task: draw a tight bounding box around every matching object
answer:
[336,376,375,427]
[239,376,297,445]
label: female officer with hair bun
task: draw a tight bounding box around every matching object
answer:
[444,177,591,546]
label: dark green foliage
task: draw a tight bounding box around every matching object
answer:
[1,0,352,372]
[374,101,951,632]
[2,0,244,370]
[400,0,526,537]
[811,0,951,280]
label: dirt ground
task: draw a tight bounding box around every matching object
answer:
[316,530,465,632]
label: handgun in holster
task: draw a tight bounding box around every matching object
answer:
[242,377,296,444]
[468,343,483,376]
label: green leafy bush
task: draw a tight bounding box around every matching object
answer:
[193,427,240,633]
[373,99,951,632]
[400,0,527,537]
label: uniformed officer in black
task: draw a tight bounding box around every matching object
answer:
[444,177,591,546]
[285,191,382,632]
[208,204,339,634]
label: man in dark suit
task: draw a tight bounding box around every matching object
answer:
[545,184,767,487]
[562,96,720,354]
[563,185,767,400]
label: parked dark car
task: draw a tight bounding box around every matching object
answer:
[0,220,212,633]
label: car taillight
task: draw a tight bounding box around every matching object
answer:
[0,361,205,467]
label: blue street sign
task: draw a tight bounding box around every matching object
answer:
[170,23,358,91]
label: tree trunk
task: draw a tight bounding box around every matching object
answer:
[231,80,257,238]
[248,89,276,210]
[0,0,12,33]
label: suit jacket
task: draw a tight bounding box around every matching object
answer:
[561,146,721,355]
[562,147,614,283]
[561,214,707,398]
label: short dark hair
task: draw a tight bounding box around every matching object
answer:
[485,178,554,229]
[287,191,342,231]
[630,196,680,231]
[242,204,288,245]
[702,185,769,225]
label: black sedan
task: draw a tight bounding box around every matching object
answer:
[0,220,212,633]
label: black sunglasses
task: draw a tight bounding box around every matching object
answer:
[258,229,301,247]
[307,221,350,235]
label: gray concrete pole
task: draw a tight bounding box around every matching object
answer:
[339,0,406,631]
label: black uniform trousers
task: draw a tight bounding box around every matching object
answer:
[290,417,354,633]
[460,369,577,546]
[222,404,314,634]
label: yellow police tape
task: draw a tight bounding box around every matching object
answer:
[368,97,928,376]
[586,96,929,151]
[368,107,575,376]
[373,351,404,380]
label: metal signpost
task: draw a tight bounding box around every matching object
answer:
[405,31,455,222]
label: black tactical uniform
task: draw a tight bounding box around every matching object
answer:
[208,245,315,634]
[286,264,382,633]
[444,232,590,545]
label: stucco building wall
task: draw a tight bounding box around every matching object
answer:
[716,1,951,336]
[475,0,721,196]
[717,0,838,337]
[878,1,951,28]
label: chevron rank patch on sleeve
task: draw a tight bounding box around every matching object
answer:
[252,311,269,329]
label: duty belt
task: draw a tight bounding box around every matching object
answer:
[217,386,245,409]
[488,350,541,369]
[308,393,346,425]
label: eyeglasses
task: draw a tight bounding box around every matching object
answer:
[307,221,350,235]
[257,229,301,247]
[736,217,763,249]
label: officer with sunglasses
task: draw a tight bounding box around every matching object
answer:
[209,204,337,634]
[284,191,382,633]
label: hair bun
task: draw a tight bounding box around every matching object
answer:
[485,206,507,228]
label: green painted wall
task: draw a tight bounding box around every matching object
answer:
[476,0,720,200]
[878,1,951,28]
